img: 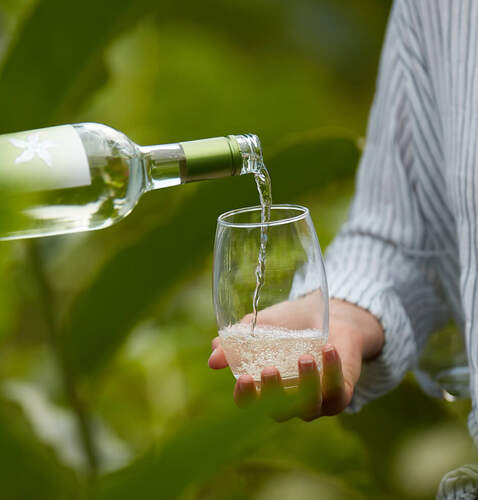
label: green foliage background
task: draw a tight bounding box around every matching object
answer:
[0,1,474,499]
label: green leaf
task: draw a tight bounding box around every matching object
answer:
[0,0,162,132]
[0,396,77,500]
[61,132,359,376]
[339,379,458,498]
[95,403,274,500]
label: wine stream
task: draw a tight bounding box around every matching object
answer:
[251,164,272,332]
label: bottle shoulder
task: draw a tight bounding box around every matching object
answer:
[74,122,147,197]
[73,122,139,158]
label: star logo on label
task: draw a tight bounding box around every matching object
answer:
[9,133,56,167]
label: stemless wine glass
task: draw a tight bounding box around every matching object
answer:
[213,204,329,389]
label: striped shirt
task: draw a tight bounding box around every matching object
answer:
[325,1,478,497]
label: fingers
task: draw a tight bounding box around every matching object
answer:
[261,366,283,397]
[233,367,289,420]
[233,375,257,408]
[298,355,322,421]
[211,335,351,419]
[208,337,229,369]
[296,346,350,420]
[260,367,290,421]
[320,344,348,416]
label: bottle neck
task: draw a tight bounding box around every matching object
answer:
[141,134,263,191]
[233,134,263,175]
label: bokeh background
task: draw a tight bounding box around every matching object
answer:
[0,1,475,499]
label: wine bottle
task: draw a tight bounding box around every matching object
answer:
[0,123,263,240]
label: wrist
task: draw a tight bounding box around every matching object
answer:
[329,298,384,360]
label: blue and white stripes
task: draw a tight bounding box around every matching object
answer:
[325,1,478,497]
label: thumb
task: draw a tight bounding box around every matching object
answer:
[208,337,229,369]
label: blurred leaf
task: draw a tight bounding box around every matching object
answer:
[0,395,77,500]
[61,132,359,376]
[392,422,478,498]
[285,0,391,86]
[151,0,390,94]
[339,379,459,498]
[0,188,23,339]
[0,0,162,132]
[0,0,33,37]
[95,405,275,500]
[3,379,132,473]
[251,416,369,489]
[82,21,370,147]
[253,470,365,500]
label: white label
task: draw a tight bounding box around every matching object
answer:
[0,125,91,191]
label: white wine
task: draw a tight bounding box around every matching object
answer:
[251,164,272,332]
[219,323,326,389]
[0,123,263,240]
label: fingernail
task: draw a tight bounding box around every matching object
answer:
[322,345,337,363]
[262,367,280,384]
[300,358,316,374]
[263,373,280,384]
[238,379,249,392]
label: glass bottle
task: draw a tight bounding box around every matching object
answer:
[0,123,263,240]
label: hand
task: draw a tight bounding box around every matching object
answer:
[209,297,384,421]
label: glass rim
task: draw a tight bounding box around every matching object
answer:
[217,204,310,228]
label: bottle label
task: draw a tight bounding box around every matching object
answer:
[0,125,91,191]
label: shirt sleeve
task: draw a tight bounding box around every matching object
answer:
[325,0,450,412]
[437,464,478,500]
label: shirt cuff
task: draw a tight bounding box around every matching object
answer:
[326,264,418,412]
